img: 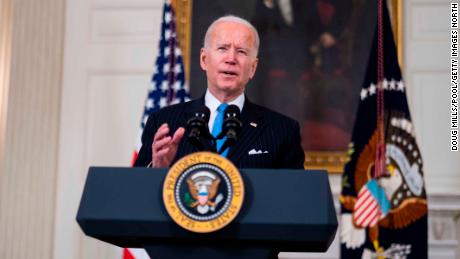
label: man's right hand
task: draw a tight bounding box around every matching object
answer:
[151,123,185,168]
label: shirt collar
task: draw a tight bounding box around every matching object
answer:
[204,89,245,112]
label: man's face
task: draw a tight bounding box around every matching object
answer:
[200,21,258,100]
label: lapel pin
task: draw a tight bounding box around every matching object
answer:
[250,122,257,127]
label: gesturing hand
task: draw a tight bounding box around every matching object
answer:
[151,123,185,168]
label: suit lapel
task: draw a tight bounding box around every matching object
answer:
[227,98,266,163]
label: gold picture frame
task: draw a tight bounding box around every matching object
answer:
[173,0,403,174]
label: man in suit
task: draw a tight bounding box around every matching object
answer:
[134,15,305,258]
[135,15,304,170]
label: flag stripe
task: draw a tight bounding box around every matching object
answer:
[355,199,379,227]
[354,189,371,210]
[359,203,379,227]
[354,190,374,218]
[369,211,381,227]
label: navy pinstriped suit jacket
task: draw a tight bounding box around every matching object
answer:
[134,95,305,169]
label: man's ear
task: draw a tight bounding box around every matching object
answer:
[249,58,258,79]
[200,48,207,71]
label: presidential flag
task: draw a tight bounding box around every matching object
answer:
[339,2,428,258]
[124,1,190,258]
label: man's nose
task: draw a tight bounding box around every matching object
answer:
[224,48,237,64]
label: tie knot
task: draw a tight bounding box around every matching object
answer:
[217,103,228,113]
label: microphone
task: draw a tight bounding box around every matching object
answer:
[186,106,211,150]
[217,105,242,154]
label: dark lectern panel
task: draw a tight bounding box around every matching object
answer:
[77,167,337,252]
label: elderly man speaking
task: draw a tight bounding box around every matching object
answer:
[135,15,304,173]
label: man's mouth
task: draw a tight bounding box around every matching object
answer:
[220,70,238,76]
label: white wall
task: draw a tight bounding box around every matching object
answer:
[404,0,460,195]
[0,0,64,258]
[54,0,163,258]
[403,1,460,257]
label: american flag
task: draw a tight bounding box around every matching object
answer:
[124,1,190,258]
[130,0,190,165]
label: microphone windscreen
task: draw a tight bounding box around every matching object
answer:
[191,106,210,123]
[224,104,241,119]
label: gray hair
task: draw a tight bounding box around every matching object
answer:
[203,15,260,57]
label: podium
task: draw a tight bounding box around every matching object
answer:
[76,167,337,257]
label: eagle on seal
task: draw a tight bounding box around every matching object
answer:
[187,171,221,208]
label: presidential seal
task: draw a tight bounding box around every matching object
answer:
[162,152,244,233]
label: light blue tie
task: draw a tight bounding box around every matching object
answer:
[212,103,229,156]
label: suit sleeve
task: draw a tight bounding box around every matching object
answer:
[279,121,305,169]
[133,114,158,167]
